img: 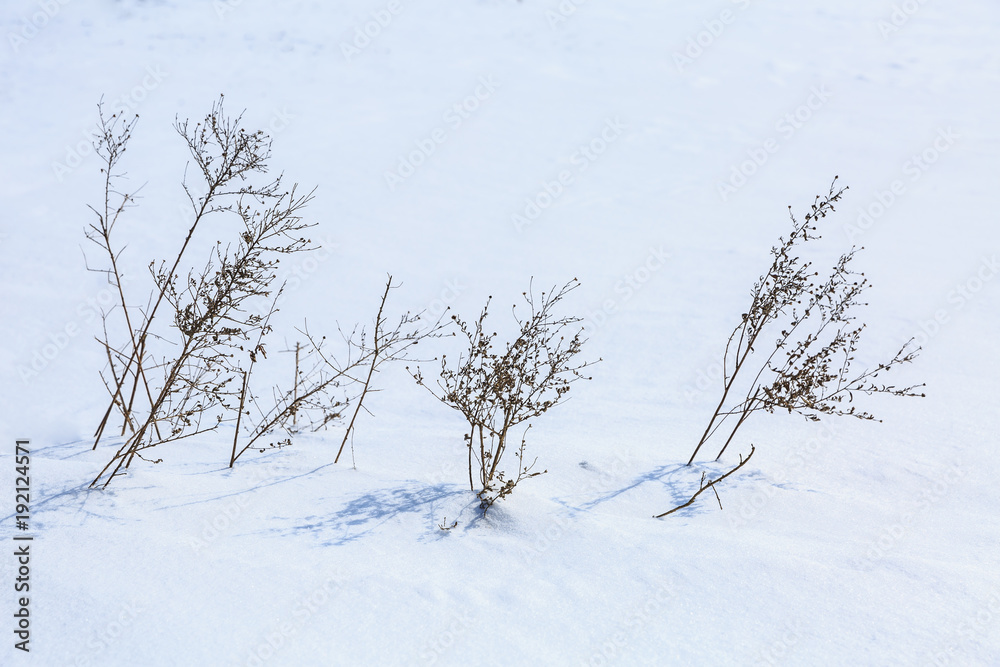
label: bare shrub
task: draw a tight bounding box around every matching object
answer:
[660,178,924,517]
[87,96,319,486]
[85,97,437,487]
[230,276,448,467]
[409,279,598,512]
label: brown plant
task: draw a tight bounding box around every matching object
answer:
[687,178,924,468]
[662,178,925,518]
[410,279,598,511]
[85,96,346,487]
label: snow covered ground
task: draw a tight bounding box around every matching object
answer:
[2,0,999,665]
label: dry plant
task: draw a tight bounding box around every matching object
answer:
[658,178,924,517]
[86,96,319,486]
[409,279,598,512]
[85,97,434,488]
[230,275,448,467]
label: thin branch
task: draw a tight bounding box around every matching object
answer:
[655,446,755,518]
[335,276,392,463]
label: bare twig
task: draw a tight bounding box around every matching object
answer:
[655,446,755,518]
[332,275,449,464]
[336,277,393,463]
[230,371,248,468]
[438,518,458,531]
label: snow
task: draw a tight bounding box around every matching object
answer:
[2,0,999,665]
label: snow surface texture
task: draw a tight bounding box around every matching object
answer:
[2,1,999,665]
